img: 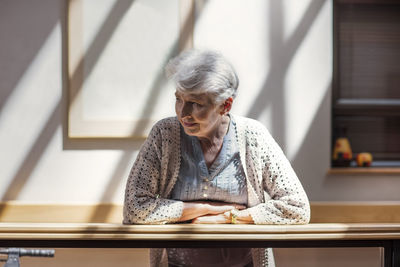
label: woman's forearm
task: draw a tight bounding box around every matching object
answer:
[178,201,247,222]
[178,202,208,222]
[190,208,255,224]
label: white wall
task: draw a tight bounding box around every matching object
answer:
[1,0,400,204]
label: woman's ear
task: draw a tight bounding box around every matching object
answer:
[221,97,233,115]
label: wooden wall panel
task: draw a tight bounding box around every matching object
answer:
[1,201,400,223]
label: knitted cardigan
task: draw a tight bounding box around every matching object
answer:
[123,115,310,267]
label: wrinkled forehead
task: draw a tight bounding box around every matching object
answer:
[175,90,214,103]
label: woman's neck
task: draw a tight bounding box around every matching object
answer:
[198,115,230,152]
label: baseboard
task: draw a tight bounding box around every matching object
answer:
[0,202,123,223]
[310,201,400,223]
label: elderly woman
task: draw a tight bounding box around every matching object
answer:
[123,49,310,267]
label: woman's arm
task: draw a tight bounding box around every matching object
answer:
[245,122,310,225]
[123,120,184,225]
[191,208,253,224]
[178,201,246,222]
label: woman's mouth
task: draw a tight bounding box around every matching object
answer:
[182,121,196,127]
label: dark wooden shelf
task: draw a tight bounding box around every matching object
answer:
[328,167,400,175]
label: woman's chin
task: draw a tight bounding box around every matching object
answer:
[183,127,199,136]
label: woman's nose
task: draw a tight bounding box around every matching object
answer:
[181,103,192,117]
[180,103,192,118]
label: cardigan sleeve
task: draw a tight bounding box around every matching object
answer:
[123,121,183,225]
[244,120,311,225]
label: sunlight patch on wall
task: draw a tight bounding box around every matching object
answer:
[0,22,61,199]
[194,0,271,117]
[17,126,133,203]
[283,0,315,42]
[284,1,332,161]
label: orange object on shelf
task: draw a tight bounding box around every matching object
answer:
[356,152,373,167]
[333,137,353,160]
[332,137,353,167]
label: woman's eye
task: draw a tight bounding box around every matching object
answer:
[193,102,203,108]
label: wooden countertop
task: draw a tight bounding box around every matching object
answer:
[1,223,400,241]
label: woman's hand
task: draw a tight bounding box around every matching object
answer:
[191,213,230,224]
[178,201,246,222]
[192,209,255,224]
[203,201,246,214]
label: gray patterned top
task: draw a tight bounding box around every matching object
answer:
[170,117,248,205]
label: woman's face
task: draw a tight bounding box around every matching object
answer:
[175,91,224,138]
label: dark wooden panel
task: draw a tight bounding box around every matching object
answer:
[333,116,400,161]
[332,1,400,166]
[337,4,400,99]
[337,0,400,4]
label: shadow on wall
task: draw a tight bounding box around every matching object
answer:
[290,85,331,200]
[0,0,60,114]
[0,0,62,203]
[247,0,327,151]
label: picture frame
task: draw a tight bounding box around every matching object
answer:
[67,0,194,138]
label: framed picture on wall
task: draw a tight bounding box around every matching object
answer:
[68,0,194,138]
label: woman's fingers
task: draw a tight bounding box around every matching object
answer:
[192,214,230,224]
[234,204,246,210]
[182,201,247,216]
[207,204,246,214]
[206,202,246,209]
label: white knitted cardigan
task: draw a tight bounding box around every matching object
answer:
[123,115,310,267]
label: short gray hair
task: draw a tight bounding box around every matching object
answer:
[165,49,239,104]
